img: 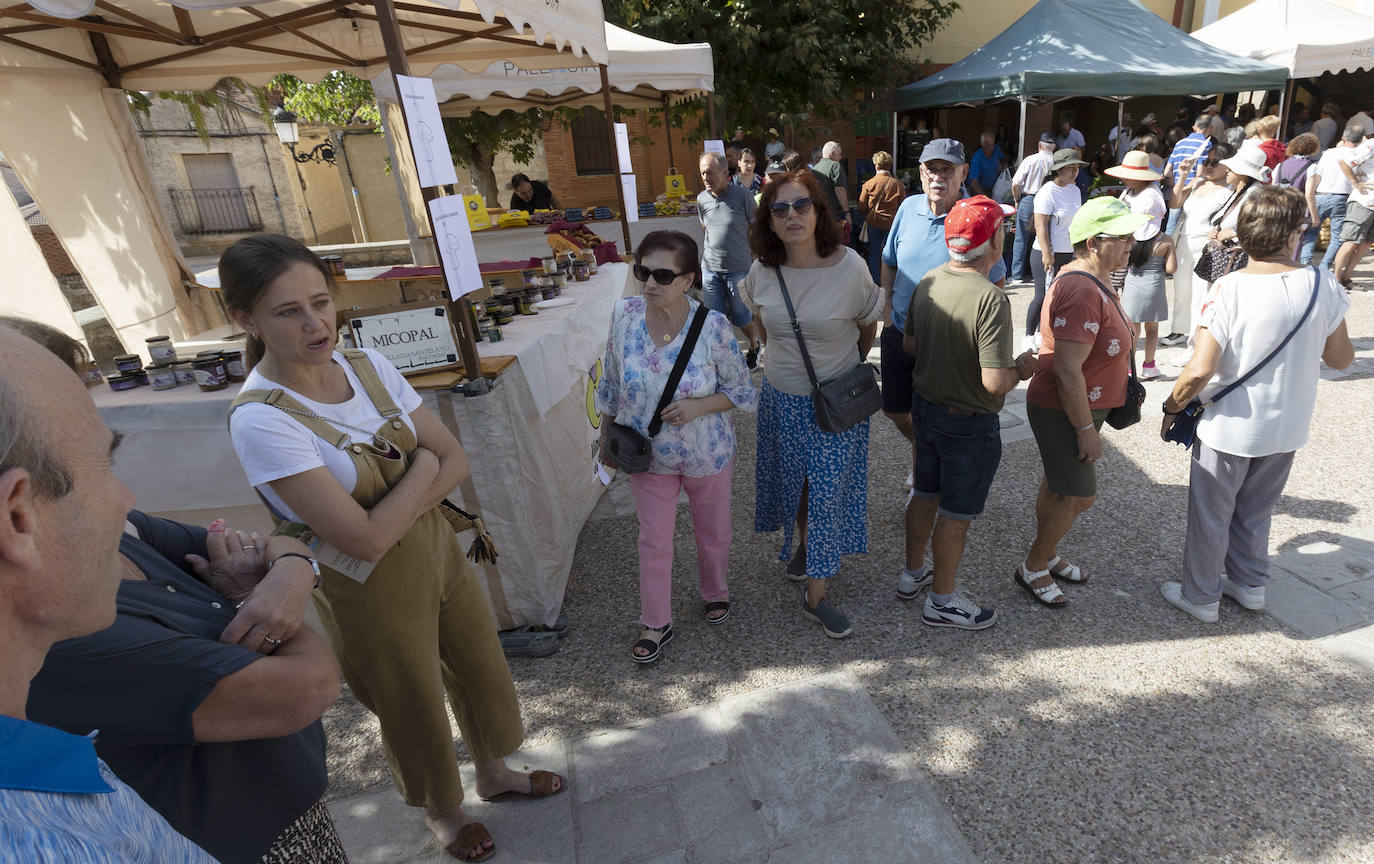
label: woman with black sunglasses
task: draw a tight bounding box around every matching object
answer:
[1168,140,1234,350]
[737,171,884,639]
[595,231,758,663]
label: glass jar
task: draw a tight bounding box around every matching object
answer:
[148,364,178,391]
[113,353,142,375]
[107,373,138,392]
[221,350,246,382]
[171,361,196,386]
[145,335,176,365]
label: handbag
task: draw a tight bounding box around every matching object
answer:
[1082,273,1146,429]
[602,303,711,473]
[776,267,882,434]
[1165,266,1321,448]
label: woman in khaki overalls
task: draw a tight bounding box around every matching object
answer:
[221,234,563,862]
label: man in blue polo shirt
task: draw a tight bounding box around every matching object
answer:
[880,139,1007,482]
[0,326,217,862]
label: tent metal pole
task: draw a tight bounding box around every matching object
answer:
[601,64,634,254]
[373,0,484,389]
[661,92,676,170]
[1278,78,1294,137]
[1117,99,1125,158]
[1017,95,1028,164]
[892,110,898,164]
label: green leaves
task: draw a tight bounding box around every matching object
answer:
[274,71,380,128]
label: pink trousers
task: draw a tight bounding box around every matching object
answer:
[627,461,734,628]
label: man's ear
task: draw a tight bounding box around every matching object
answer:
[0,468,42,571]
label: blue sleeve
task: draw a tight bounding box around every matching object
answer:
[128,510,206,577]
[990,257,1007,284]
[883,206,903,266]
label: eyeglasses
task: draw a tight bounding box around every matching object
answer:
[633,265,691,284]
[921,163,959,177]
[1093,233,1135,243]
[769,197,814,217]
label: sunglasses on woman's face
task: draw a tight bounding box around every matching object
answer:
[769,197,814,217]
[1202,159,1222,167]
[633,265,691,285]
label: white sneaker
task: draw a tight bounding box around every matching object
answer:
[922,590,997,630]
[896,562,933,601]
[1140,362,1161,380]
[1160,581,1219,623]
[1220,577,1265,610]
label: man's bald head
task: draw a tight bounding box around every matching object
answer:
[0,327,80,500]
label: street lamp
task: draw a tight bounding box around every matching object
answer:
[271,106,321,244]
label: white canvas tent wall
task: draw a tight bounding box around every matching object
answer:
[372,22,712,114]
[0,0,608,351]
[1192,0,1374,78]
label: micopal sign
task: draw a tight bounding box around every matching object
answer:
[349,302,462,375]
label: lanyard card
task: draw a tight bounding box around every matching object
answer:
[305,536,376,584]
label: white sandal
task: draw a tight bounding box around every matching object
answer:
[1046,554,1087,584]
[1016,563,1067,607]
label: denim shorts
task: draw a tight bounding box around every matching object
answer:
[910,391,1002,520]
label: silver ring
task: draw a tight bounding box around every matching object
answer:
[241,545,255,551]
[262,635,282,646]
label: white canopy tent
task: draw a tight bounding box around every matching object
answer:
[1192,0,1374,78]
[372,22,712,114]
[0,0,608,350]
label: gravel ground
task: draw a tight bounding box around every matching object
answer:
[323,261,1374,864]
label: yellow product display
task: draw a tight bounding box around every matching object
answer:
[497,211,530,228]
[463,192,491,230]
[664,172,687,197]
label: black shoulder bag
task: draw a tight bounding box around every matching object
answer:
[1165,266,1321,448]
[1080,272,1147,430]
[602,303,711,473]
[776,267,882,434]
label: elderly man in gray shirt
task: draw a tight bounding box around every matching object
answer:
[697,151,760,364]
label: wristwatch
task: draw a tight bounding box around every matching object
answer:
[1162,400,1182,416]
[269,552,322,589]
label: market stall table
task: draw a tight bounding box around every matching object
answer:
[95,262,634,632]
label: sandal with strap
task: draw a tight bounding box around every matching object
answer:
[1015,563,1067,608]
[444,822,495,862]
[631,623,673,664]
[1047,555,1087,583]
[704,600,730,625]
[479,770,566,803]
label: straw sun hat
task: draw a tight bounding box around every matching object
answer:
[1104,151,1163,182]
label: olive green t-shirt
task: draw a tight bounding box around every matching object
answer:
[905,263,1015,415]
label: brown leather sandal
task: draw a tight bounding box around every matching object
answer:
[444,822,494,862]
[478,770,566,802]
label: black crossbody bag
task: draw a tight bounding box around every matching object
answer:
[776,267,882,434]
[1077,271,1146,430]
[1165,266,1320,448]
[603,303,711,472]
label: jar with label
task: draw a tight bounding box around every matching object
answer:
[487,325,504,343]
[551,272,567,288]
[486,277,506,296]
[221,350,246,382]
[573,260,590,282]
[193,351,229,391]
[171,361,196,386]
[113,353,142,375]
[541,256,558,275]
[145,335,176,365]
[148,364,178,391]
[321,255,346,276]
[134,369,150,387]
[81,362,104,388]
[107,373,139,392]
[520,269,539,288]
[582,250,598,275]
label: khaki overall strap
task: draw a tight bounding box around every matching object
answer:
[341,349,403,418]
[229,388,352,449]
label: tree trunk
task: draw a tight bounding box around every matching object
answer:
[472,141,499,207]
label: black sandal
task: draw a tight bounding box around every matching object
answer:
[704,601,730,625]
[631,623,673,664]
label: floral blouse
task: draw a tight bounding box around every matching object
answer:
[595,296,758,477]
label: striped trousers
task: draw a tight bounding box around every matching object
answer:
[1181,440,1295,605]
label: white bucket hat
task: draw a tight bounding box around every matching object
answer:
[1219,145,1269,182]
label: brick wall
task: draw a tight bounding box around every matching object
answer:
[31,225,78,276]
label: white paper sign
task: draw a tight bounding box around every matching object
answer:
[428,195,484,300]
[621,174,639,223]
[614,122,633,174]
[704,139,726,156]
[396,74,458,189]
[348,303,460,374]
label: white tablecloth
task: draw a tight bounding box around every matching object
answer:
[94,264,634,629]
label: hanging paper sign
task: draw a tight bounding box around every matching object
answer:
[395,74,458,189]
[428,195,484,300]
[614,122,633,174]
[704,139,726,156]
[621,175,639,223]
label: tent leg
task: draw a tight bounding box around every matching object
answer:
[708,96,717,140]
[891,110,898,163]
[1017,95,1028,164]
[601,65,634,254]
[1278,78,1294,138]
[374,0,483,391]
[1117,100,1125,159]
[662,92,676,170]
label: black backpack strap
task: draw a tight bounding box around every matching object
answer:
[1206,265,1322,407]
[775,267,823,393]
[646,303,711,437]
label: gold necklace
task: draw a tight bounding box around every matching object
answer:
[649,302,687,344]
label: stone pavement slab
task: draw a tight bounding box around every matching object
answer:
[1266,526,1374,638]
[328,671,976,863]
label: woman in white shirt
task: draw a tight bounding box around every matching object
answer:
[1167,139,1233,347]
[739,172,883,640]
[1160,187,1353,623]
[1027,149,1087,351]
[220,234,563,863]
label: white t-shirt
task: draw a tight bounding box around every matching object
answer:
[229,348,423,522]
[1197,266,1349,457]
[1032,182,1080,253]
[1313,147,1355,195]
[1181,184,1233,240]
[1345,141,1374,208]
[1121,185,1166,240]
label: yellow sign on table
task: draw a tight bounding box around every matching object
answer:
[664,173,687,197]
[463,193,491,230]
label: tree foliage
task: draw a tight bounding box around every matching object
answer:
[442,110,545,204]
[273,71,381,127]
[604,0,958,131]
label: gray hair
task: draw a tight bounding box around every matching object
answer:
[948,237,994,264]
[699,151,727,172]
[822,141,841,159]
[0,376,72,500]
[1343,124,1366,143]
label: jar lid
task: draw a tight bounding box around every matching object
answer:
[147,361,171,369]
[221,349,242,358]
[145,335,170,343]
[113,353,139,362]
[195,349,224,357]
[108,373,137,383]
[192,356,221,367]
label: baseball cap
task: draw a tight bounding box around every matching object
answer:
[1068,197,1149,245]
[764,160,788,176]
[945,195,1015,254]
[1039,132,1056,144]
[919,138,965,165]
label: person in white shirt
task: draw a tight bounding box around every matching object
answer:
[1332,132,1374,286]
[1161,186,1353,623]
[1108,113,1135,163]
[1025,149,1087,351]
[1010,133,1056,283]
[1303,125,1362,269]
[1055,119,1086,154]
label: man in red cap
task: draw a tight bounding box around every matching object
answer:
[899,196,1037,630]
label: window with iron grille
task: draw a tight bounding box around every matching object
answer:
[571,108,614,176]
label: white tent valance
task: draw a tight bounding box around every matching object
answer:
[371,23,711,114]
[1192,0,1374,79]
